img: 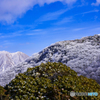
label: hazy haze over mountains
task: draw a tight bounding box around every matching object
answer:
[0,51,29,72]
[0,34,100,87]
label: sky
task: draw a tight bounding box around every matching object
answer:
[0,0,100,56]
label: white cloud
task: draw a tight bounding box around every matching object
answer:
[37,8,70,22]
[82,10,99,14]
[0,0,77,24]
[53,17,73,25]
[75,10,99,16]
[73,28,85,31]
[0,29,45,39]
[0,0,35,24]
[0,31,22,38]
[92,0,100,6]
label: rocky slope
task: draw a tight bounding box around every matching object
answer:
[0,34,100,87]
[0,51,29,72]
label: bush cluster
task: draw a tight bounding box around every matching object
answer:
[0,85,9,100]
[4,62,100,100]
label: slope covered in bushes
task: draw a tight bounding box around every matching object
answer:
[5,62,100,100]
[0,85,9,100]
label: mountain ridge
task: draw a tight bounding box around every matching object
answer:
[0,34,100,87]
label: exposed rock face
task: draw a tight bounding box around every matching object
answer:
[0,34,100,87]
[0,51,29,72]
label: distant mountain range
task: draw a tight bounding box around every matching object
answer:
[0,34,100,87]
[0,51,29,72]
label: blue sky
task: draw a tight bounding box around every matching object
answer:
[0,0,100,56]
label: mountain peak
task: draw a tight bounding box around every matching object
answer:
[11,51,24,56]
[0,51,9,53]
[16,51,23,53]
[0,51,29,72]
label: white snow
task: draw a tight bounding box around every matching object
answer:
[0,51,29,72]
[97,34,100,36]
[32,52,39,57]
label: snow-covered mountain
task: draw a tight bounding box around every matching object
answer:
[0,34,100,87]
[0,51,29,72]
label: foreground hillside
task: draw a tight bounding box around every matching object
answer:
[4,62,100,100]
[0,85,9,100]
[0,34,100,87]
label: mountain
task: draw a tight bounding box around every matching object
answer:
[0,51,29,72]
[0,34,100,87]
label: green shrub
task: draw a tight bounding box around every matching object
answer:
[4,62,100,100]
[0,85,9,100]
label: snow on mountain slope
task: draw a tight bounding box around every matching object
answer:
[0,34,100,87]
[0,51,29,72]
[11,51,29,65]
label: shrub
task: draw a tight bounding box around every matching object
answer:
[0,85,9,100]
[4,62,100,100]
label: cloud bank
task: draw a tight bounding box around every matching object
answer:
[92,0,100,6]
[0,0,77,24]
